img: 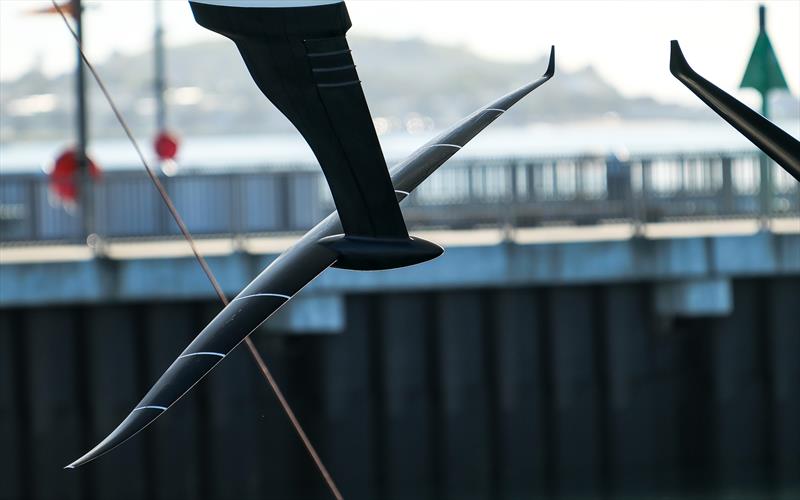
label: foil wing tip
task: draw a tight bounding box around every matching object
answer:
[64,405,165,469]
[543,45,555,78]
[669,40,691,77]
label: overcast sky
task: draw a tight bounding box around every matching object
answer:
[1,0,798,107]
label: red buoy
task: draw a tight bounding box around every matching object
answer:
[49,147,101,205]
[154,130,180,161]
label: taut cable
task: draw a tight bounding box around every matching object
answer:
[51,3,342,499]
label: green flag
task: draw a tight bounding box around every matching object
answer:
[740,6,788,95]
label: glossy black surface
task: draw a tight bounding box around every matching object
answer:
[191,1,408,239]
[670,40,800,181]
[320,235,443,270]
[65,44,555,468]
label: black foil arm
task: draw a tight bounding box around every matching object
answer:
[190,0,404,238]
[670,40,800,181]
[190,0,452,271]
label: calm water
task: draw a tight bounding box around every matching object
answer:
[2,119,799,173]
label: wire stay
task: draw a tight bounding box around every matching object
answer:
[51,2,342,498]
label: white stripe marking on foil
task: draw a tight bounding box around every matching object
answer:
[233,293,291,301]
[179,352,226,359]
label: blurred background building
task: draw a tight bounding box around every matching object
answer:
[1,1,798,499]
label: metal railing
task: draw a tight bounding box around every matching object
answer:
[1,150,797,244]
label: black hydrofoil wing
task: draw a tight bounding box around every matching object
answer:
[190,0,442,270]
[670,40,800,181]
[65,44,555,471]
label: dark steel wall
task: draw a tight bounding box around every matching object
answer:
[1,278,798,500]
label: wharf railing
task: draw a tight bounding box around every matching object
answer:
[1,150,797,244]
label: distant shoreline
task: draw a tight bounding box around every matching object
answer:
[4,119,799,173]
